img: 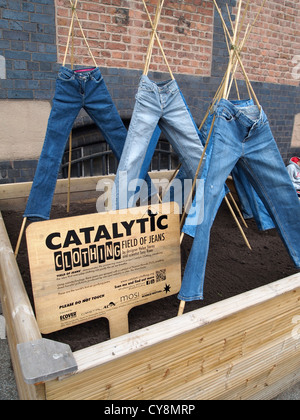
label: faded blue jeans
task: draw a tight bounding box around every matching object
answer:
[24,67,158,221]
[232,164,275,231]
[178,99,300,302]
[183,99,275,236]
[112,75,205,209]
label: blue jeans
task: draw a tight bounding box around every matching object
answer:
[232,165,275,231]
[24,67,158,221]
[183,99,275,236]
[112,75,205,209]
[182,103,230,237]
[178,99,300,302]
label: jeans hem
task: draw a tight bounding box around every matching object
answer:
[177,293,204,302]
[23,213,50,222]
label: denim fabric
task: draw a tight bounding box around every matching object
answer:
[182,106,227,237]
[183,98,275,236]
[112,75,205,209]
[232,165,275,231]
[24,67,158,221]
[178,99,300,302]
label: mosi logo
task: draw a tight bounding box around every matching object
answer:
[120,292,139,302]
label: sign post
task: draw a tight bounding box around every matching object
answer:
[26,203,181,338]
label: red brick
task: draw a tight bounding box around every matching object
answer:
[55,0,298,86]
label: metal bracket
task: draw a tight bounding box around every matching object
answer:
[17,338,78,385]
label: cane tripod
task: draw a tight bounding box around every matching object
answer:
[178,0,266,316]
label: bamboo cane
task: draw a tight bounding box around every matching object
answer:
[229,191,248,228]
[65,0,98,213]
[67,132,73,213]
[224,0,243,99]
[213,0,261,108]
[71,3,97,67]
[143,0,165,76]
[63,0,78,67]
[15,217,27,257]
[225,195,252,250]
[67,6,75,214]
[142,0,174,80]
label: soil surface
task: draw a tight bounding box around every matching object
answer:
[2,200,298,352]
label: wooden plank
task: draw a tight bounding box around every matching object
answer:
[1,178,299,400]
[0,172,174,201]
[0,171,175,212]
[0,212,45,400]
[73,275,300,371]
[45,274,300,400]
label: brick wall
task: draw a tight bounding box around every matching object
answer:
[55,0,300,86]
[0,0,299,184]
[0,0,58,99]
[231,0,300,87]
[56,0,214,76]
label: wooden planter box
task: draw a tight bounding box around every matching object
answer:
[1,175,300,400]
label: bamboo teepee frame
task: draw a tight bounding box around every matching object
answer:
[15,0,253,257]
[178,0,266,316]
[16,1,265,276]
[64,0,98,214]
[142,0,250,247]
[142,0,174,80]
[15,0,98,257]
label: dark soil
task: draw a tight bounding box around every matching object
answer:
[2,200,298,352]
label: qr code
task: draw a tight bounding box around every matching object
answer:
[156,269,166,283]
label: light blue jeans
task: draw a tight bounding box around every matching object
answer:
[178,99,300,302]
[112,75,205,209]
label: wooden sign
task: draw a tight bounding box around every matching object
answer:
[26,203,181,337]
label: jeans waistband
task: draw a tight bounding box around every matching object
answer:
[140,75,178,94]
[59,66,100,80]
[230,98,254,107]
[216,98,266,128]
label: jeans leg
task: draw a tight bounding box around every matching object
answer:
[240,121,300,267]
[159,91,205,181]
[178,116,242,301]
[232,164,275,231]
[85,73,159,201]
[112,90,161,210]
[24,77,82,220]
[84,75,127,160]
